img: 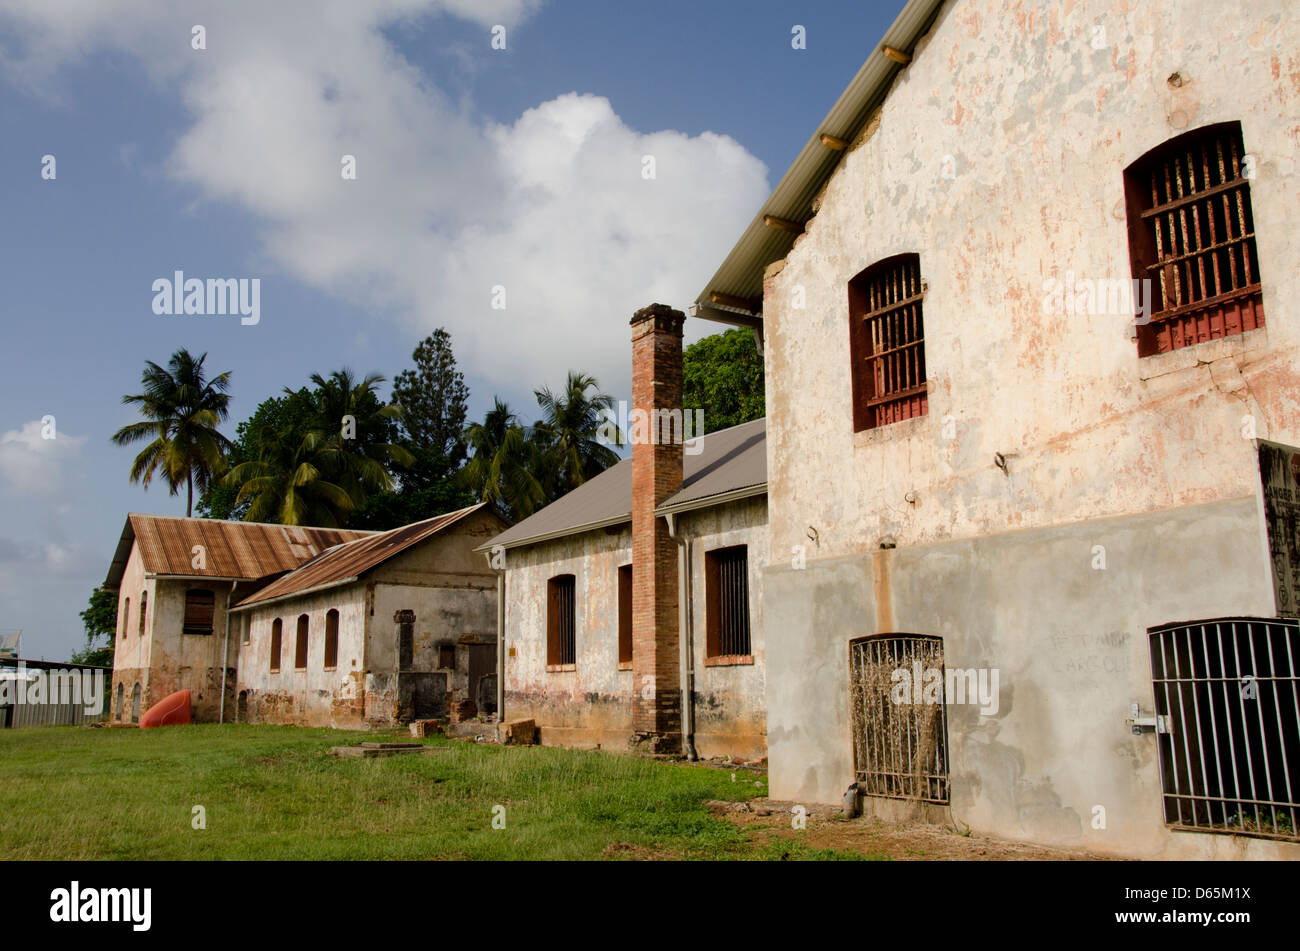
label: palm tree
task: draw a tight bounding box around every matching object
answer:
[462,398,546,521]
[532,371,621,498]
[307,369,414,506]
[112,349,234,516]
[221,424,354,527]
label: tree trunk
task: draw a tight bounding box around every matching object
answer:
[187,472,193,517]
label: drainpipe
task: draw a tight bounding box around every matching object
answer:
[666,513,697,760]
[218,580,236,724]
[486,551,506,726]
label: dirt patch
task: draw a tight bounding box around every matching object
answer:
[709,799,1122,861]
[602,840,674,860]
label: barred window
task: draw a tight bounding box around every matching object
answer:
[1148,618,1298,841]
[182,589,213,636]
[705,546,751,660]
[139,590,148,636]
[547,574,576,667]
[1125,122,1264,357]
[848,253,927,431]
[849,634,950,804]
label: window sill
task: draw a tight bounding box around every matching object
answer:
[1136,325,1266,380]
[270,669,280,675]
[704,654,754,667]
[852,410,930,449]
[617,661,633,671]
[323,666,337,672]
[294,667,307,672]
[545,663,576,673]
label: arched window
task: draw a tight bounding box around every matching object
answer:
[295,615,309,669]
[130,683,142,724]
[1125,122,1264,356]
[121,598,130,640]
[269,618,282,672]
[115,682,124,720]
[323,609,339,669]
[183,589,215,636]
[848,253,927,431]
[138,590,148,636]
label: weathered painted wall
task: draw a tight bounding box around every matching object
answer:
[145,578,236,722]
[760,0,1300,858]
[109,545,150,722]
[679,496,768,760]
[763,0,1300,561]
[766,496,1299,858]
[504,526,634,748]
[503,497,769,758]
[237,584,368,728]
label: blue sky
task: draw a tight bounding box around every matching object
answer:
[0,0,900,660]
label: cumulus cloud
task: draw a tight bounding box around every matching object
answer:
[0,419,87,496]
[0,0,768,392]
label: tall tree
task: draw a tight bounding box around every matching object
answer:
[71,587,117,667]
[392,329,469,463]
[112,349,234,516]
[461,398,546,521]
[308,369,414,507]
[221,422,355,527]
[531,371,621,499]
[197,388,317,520]
[682,328,765,434]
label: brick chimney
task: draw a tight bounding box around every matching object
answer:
[629,302,685,752]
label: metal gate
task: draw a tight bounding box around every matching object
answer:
[1149,618,1300,841]
[849,634,950,803]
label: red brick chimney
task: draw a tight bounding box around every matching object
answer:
[629,302,684,752]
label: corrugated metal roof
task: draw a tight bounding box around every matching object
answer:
[484,418,766,551]
[693,0,947,324]
[234,503,496,609]
[103,514,374,589]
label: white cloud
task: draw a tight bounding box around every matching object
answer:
[0,419,86,496]
[0,0,768,394]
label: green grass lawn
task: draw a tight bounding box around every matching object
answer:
[0,724,864,860]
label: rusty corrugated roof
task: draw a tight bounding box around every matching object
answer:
[232,503,496,609]
[103,514,374,589]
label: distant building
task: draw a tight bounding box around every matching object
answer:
[103,504,505,728]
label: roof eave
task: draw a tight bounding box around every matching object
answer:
[655,483,768,518]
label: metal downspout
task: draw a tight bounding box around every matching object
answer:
[667,514,697,760]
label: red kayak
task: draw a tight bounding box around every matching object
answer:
[139,690,192,728]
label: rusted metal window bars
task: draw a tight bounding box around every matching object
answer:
[1149,618,1299,841]
[550,575,576,665]
[1131,123,1265,356]
[849,634,950,804]
[849,253,928,431]
[714,547,751,657]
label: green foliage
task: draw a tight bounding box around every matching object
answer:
[218,371,413,527]
[532,371,622,500]
[349,446,475,530]
[111,349,234,516]
[392,328,469,464]
[71,587,117,667]
[461,399,545,522]
[682,328,765,434]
